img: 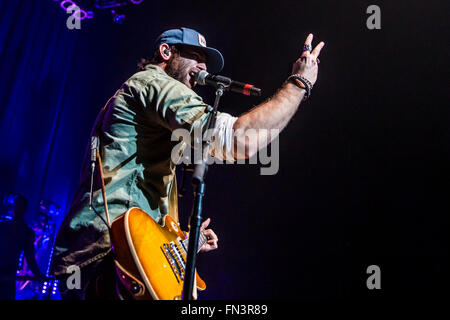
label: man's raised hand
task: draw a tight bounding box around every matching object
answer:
[291,33,325,85]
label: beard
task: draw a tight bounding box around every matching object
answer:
[165,55,192,88]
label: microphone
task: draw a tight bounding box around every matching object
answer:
[192,70,261,96]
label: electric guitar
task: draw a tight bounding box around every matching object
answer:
[110,207,207,300]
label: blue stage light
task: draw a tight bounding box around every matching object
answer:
[1,193,20,220]
[113,13,126,24]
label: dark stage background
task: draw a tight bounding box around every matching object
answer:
[0,0,448,300]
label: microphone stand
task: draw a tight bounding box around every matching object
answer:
[182,82,226,300]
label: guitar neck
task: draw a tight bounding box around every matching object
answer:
[182,231,207,254]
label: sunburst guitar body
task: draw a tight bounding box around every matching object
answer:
[110,207,207,300]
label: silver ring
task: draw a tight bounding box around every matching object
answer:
[303,44,312,52]
[316,58,320,64]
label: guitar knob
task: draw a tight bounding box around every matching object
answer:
[131,281,142,295]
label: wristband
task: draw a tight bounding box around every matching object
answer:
[287,74,313,100]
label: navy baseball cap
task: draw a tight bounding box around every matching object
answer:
[153,27,224,74]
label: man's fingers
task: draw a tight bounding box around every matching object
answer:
[304,33,313,48]
[301,33,313,58]
[311,41,325,58]
[202,228,218,242]
[206,239,218,250]
[208,240,218,249]
[200,228,219,251]
[200,217,210,230]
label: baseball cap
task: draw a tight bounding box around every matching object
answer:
[153,27,224,74]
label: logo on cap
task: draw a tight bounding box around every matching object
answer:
[198,34,206,47]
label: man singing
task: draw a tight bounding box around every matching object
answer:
[51,27,324,300]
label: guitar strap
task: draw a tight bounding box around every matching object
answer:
[93,97,113,229]
[96,149,111,228]
[168,173,180,223]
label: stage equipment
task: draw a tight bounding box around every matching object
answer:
[12,198,61,299]
[0,193,19,221]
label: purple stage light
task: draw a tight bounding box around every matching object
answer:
[95,0,128,9]
[73,9,88,20]
[59,0,76,11]
[52,0,140,24]
[53,0,94,21]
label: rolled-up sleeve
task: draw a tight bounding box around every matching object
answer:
[146,78,209,133]
[143,76,237,161]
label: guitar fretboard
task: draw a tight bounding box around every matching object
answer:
[182,231,207,254]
